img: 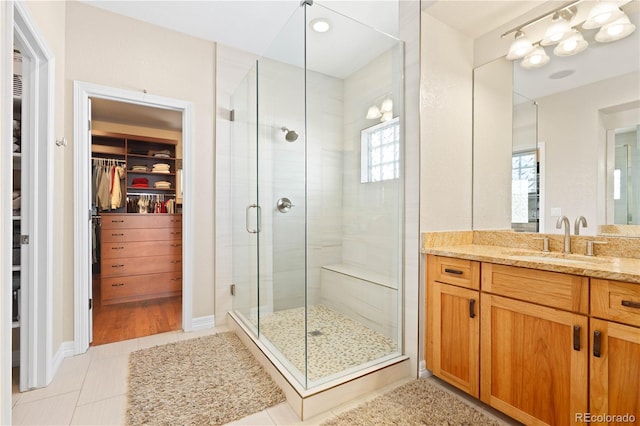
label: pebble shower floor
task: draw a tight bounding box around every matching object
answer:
[254,305,397,382]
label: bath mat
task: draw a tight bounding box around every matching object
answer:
[126,332,285,425]
[322,378,505,425]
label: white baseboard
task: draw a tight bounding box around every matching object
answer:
[419,360,432,378]
[49,341,75,382]
[190,315,215,331]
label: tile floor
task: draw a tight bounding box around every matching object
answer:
[11,325,516,426]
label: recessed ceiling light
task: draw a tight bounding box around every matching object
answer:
[310,18,331,33]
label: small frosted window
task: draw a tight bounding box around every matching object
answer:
[361,117,400,183]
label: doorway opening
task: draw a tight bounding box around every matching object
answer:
[73,81,195,355]
[89,98,184,345]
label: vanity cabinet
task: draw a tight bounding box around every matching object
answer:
[425,255,480,397]
[480,264,589,426]
[589,279,640,425]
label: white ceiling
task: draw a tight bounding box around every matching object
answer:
[86,0,639,127]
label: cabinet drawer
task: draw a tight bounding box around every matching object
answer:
[101,255,181,277]
[482,263,589,314]
[592,279,640,327]
[101,241,182,259]
[430,255,480,289]
[101,227,182,243]
[101,272,182,305]
[101,214,182,230]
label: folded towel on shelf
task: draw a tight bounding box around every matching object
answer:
[152,163,171,173]
[130,165,149,172]
[132,183,149,188]
[148,149,171,157]
[153,181,172,189]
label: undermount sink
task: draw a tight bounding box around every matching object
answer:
[506,251,611,265]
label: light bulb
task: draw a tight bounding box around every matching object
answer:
[583,2,624,29]
[553,30,588,57]
[380,98,393,113]
[595,15,636,42]
[506,31,534,60]
[521,46,550,69]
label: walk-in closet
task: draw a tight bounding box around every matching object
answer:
[89,99,183,345]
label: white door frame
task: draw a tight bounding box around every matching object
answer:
[1,2,15,423]
[73,81,195,354]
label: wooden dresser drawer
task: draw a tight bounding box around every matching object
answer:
[592,279,640,327]
[101,272,182,305]
[482,263,589,314]
[101,214,182,230]
[430,255,480,290]
[101,254,181,278]
[101,241,182,259]
[101,227,182,243]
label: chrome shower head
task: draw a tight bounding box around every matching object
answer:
[281,127,299,142]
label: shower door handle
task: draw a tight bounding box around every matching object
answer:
[245,204,261,234]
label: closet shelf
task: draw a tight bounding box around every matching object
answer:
[128,171,176,176]
[92,145,126,156]
[127,153,177,161]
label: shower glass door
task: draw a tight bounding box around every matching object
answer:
[232,0,404,390]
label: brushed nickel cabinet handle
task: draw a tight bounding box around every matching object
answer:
[111,264,124,268]
[593,331,602,358]
[469,299,476,318]
[111,246,124,250]
[111,233,124,237]
[111,220,124,223]
[621,300,640,309]
[111,283,125,287]
[444,268,463,275]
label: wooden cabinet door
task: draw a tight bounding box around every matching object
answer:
[481,294,588,425]
[589,318,640,426]
[429,281,480,397]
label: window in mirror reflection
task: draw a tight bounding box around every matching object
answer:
[511,149,539,232]
[614,127,640,225]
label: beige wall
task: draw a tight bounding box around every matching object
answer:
[22,0,216,356]
[60,1,216,341]
[420,12,474,232]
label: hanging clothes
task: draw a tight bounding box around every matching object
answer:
[110,165,125,209]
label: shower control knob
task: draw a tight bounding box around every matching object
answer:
[277,197,294,213]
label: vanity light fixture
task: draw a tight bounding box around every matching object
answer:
[554,30,589,56]
[366,97,393,122]
[582,1,624,29]
[521,46,551,69]
[506,30,534,60]
[595,15,636,42]
[502,0,635,69]
[541,13,572,45]
[310,18,331,33]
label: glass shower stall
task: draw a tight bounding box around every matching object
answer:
[231,1,404,390]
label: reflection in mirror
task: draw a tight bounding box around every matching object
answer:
[473,1,640,237]
[613,126,639,225]
[511,94,540,232]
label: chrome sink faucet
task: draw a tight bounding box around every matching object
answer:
[574,216,587,235]
[556,216,571,253]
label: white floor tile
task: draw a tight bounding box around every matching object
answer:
[71,394,126,425]
[136,330,180,350]
[226,409,276,426]
[265,402,301,425]
[89,338,138,362]
[77,354,128,406]
[12,391,79,426]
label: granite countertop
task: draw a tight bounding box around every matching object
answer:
[422,232,640,285]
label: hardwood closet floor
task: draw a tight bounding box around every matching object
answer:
[91,274,182,346]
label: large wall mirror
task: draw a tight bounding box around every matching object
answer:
[473,1,640,237]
